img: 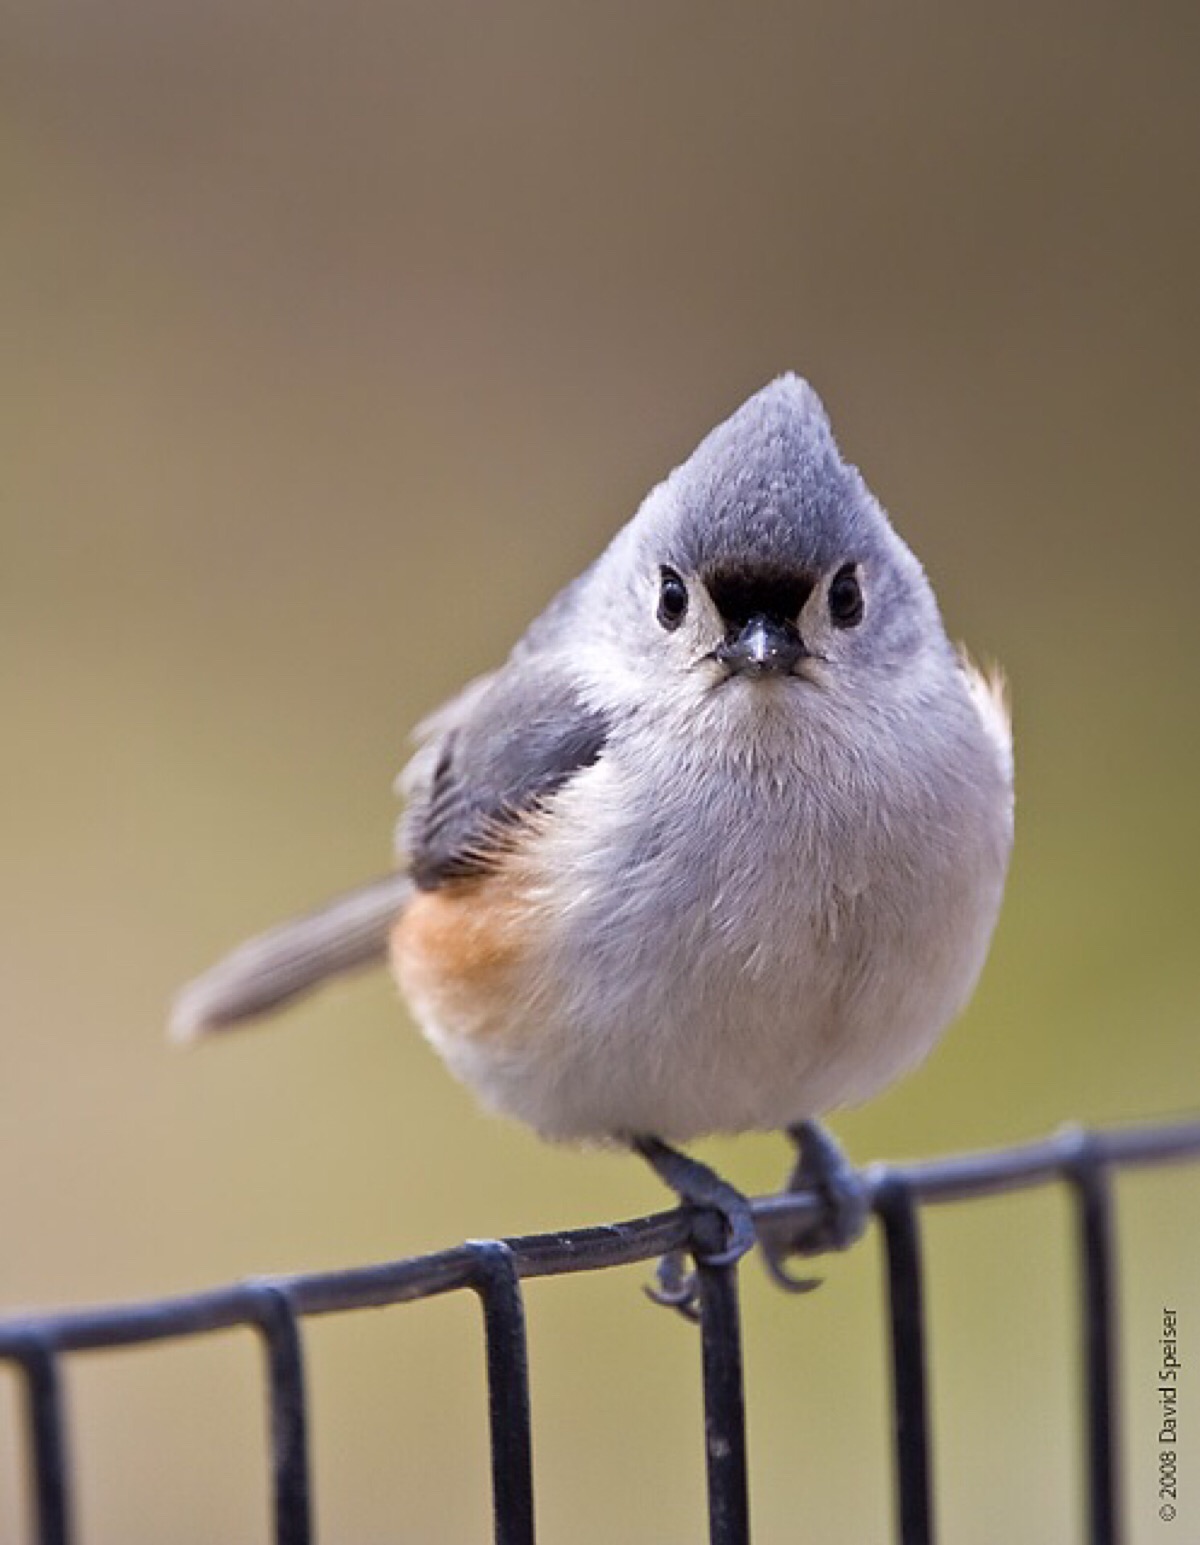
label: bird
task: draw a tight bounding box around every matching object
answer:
[172,375,1013,1313]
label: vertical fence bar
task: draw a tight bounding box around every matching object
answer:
[12,1338,72,1545]
[1064,1147,1122,1545]
[467,1241,536,1545]
[874,1173,934,1545]
[696,1260,751,1545]
[247,1286,313,1545]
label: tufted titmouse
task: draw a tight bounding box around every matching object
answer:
[172,376,1013,1305]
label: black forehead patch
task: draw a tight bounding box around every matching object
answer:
[705,565,815,626]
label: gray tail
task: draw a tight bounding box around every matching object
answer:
[170,872,413,1042]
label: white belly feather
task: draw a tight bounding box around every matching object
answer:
[422,674,1012,1144]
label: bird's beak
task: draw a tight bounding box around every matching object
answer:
[715,615,808,677]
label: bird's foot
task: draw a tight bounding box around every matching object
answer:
[761,1120,870,1294]
[648,1247,703,1323]
[633,1136,757,1321]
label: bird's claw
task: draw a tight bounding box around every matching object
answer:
[760,1120,870,1292]
[632,1135,757,1321]
[760,1250,823,1294]
[643,1248,702,1322]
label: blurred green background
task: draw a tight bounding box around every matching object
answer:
[4,4,1199,1541]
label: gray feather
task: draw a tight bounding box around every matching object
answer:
[401,662,609,888]
[170,871,413,1041]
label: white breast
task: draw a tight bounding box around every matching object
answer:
[430,669,1013,1145]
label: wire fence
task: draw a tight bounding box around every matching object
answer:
[2,1117,1198,1545]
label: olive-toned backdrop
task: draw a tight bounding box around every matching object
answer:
[5,6,1199,1541]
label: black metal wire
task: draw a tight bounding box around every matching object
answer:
[1,1117,1197,1545]
[245,1285,312,1545]
[1062,1135,1122,1545]
[12,1337,71,1545]
[467,1242,537,1545]
[874,1173,934,1545]
[696,1259,750,1545]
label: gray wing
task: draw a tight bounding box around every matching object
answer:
[399,659,610,888]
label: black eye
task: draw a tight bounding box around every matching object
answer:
[828,564,864,628]
[657,567,689,630]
